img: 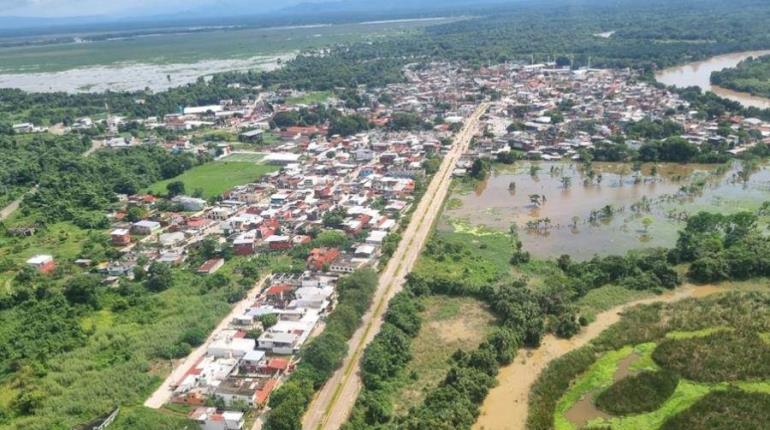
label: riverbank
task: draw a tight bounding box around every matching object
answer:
[472,283,745,430]
[656,50,770,110]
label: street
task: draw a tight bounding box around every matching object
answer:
[301,103,489,430]
[144,276,269,409]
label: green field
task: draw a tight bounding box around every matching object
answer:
[148,161,277,198]
[285,91,333,105]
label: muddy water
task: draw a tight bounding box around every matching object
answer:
[655,50,770,109]
[562,352,639,427]
[445,161,770,260]
[472,284,730,430]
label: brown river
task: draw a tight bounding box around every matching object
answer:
[655,50,770,109]
[473,284,734,430]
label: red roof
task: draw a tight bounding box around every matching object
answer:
[266,358,290,371]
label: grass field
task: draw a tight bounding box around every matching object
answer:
[148,161,277,198]
[285,91,333,105]
[393,295,496,414]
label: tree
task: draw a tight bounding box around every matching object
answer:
[146,262,173,292]
[642,217,654,233]
[260,313,279,329]
[63,274,101,308]
[166,180,186,197]
[126,206,147,223]
[561,176,572,189]
[529,194,542,207]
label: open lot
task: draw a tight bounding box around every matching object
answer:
[148,161,277,198]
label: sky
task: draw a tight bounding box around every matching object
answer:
[0,0,310,17]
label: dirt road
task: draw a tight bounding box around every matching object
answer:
[473,284,736,430]
[302,103,489,430]
[144,276,268,409]
[0,196,23,222]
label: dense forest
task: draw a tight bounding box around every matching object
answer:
[711,54,770,98]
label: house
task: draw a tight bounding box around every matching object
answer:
[26,255,55,274]
[189,407,244,430]
[265,235,291,251]
[131,220,161,235]
[306,247,340,271]
[198,258,225,275]
[240,350,266,372]
[214,377,276,407]
[233,231,257,256]
[111,228,131,246]
[208,331,256,359]
[257,331,300,355]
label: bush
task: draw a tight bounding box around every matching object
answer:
[661,390,770,430]
[595,370,679,415]
[652,332,770,382]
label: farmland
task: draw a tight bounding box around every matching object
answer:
[147,160,277,199]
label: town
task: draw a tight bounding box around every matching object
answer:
[13,61,770,430]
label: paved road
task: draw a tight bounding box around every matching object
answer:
[302,103,489,430]
[144,276,268,409]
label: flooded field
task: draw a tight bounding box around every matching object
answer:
[442,161,770,260]
[0,54,292,93]
[0,18,458,93]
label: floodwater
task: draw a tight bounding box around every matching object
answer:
[656,50,770,109]
[0,53,294,93]
[472,284,731,430]
[562,352,639,427]
[444,161,770,260]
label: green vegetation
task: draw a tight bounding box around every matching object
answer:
[285,91,333,106]
[148,161,277,199]
[595,370,679,415]
[528,291,770,430]
[0,142,202,229]
[711,55,770,98]
[660,389,770,430]
[652,332,770,382]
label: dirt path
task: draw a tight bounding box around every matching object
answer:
[0,196,23,222]
[144,276,268,409]
[301,103,489,430]
[473,284,731,430]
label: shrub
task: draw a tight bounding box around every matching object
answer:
[595,370,679,415]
